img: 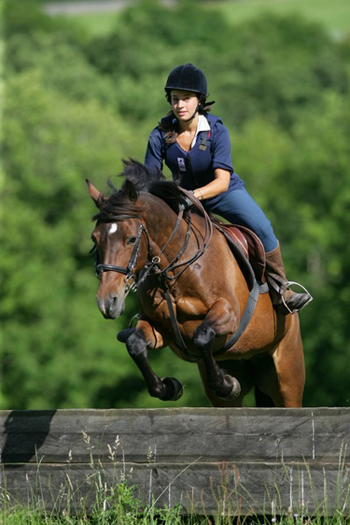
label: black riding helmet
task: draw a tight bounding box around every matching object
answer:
[164,63,208,99]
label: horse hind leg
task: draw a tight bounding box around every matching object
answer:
[125,325,183,402]
[193,298,241,400]
[252,317,305,407]
[270,317,305,407]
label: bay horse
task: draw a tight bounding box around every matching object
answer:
[87,160,305,407]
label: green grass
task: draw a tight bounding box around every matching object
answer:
[68,11,121,36]
[62,0,350,37]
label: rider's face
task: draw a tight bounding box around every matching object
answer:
[170,90,199,121]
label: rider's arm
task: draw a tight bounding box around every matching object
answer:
[193,121,233,200]
[144,128,164,175]
[193,169,231,200]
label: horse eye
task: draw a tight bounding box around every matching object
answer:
[127,236,137,245]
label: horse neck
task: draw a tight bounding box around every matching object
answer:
[140,194,188,262]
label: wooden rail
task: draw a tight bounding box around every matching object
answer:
[0,408,349,516]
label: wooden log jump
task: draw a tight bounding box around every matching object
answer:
[0,408,349,516]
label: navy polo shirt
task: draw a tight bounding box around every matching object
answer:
[144,113,245,207]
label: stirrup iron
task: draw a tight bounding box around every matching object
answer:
[281,281,313,315]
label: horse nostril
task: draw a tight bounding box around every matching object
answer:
[111,296,118,308]
[106,295,120,317]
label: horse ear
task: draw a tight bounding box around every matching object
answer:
[123,178,138,202]
[86,179,102,208]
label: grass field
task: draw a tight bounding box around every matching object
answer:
[66,0,350,37]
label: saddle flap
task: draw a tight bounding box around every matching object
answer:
[212,218,266,284]
[235,224,266,283]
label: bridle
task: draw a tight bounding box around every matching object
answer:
[94,215,150,295]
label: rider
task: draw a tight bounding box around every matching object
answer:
[144,63,312,315]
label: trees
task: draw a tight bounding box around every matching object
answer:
[2,71,132,408]
[2,0,350,408]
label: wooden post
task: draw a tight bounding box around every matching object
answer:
[0,408,349,516]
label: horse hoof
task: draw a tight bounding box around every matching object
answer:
[219,375,241,400]
[117,328,136,343]
[161,377,184,401]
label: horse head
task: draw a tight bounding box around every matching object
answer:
[87,162,152,319]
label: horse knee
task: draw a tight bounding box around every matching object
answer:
[126,331,147,359]
[117,328,136,343]
[194,323,216,348]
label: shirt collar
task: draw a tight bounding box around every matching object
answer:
[191,115,210,148]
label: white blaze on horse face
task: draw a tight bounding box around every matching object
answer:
[108,223,118,235]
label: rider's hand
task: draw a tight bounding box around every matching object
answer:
[179,193,194,211]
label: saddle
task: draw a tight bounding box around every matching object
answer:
[211,217,267,290]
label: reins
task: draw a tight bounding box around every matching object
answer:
[160,188,213,281]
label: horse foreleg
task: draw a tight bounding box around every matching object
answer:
[198,360,255,407]
[194,298,241,400]
[125,320,183,402]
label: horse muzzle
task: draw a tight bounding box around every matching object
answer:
[96,293,125,319]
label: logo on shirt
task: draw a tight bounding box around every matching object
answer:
[177,158,186,172]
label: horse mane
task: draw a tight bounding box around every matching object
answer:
[93,159,184,222]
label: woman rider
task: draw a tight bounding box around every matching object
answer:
[144,63,312,315]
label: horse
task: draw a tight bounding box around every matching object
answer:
[87,160,305,407]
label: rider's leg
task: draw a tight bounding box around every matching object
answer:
[207,187,278,252]
[265,244,313,315]
[207,188,312,314]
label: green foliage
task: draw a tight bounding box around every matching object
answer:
[212,13,349,130]
[6,32,116,108]
[1,69,133,409]
[2,0,350,409]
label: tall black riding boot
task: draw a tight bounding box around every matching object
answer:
[265,245,313,315]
